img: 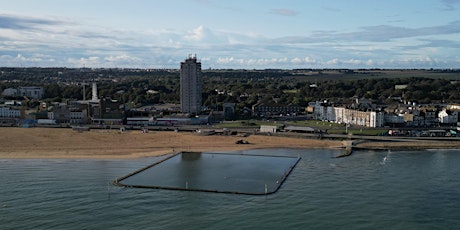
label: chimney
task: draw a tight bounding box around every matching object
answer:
[92,82,98,101]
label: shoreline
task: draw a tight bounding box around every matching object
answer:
[1,127,459,159]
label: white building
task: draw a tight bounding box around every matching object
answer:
[260,125,278,133]
[438,109,458,124]
[369,111,385,128]
[0,107,21,118]
[180,55,202,114]
[334,107,345,124]
[333,107,384,127]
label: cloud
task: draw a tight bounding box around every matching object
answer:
[185,25,206,41]
[291,57,317,65]
[211,56,377,69]
[0,53,60,67]
[441,0,460,10]
[104,54,142,63]
[0,13,459,69]
[0,13,65,30]
[274,21,460,44]
[215,57,303,67]
[67,56,101,67]
[400,38,460,49]
[270,9,299,16]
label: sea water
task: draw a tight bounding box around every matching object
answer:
[118,152,300,194]
[1,148,460,229]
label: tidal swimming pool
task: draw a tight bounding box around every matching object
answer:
[115,152,301,195]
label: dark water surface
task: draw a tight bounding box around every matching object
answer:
[119,152,300,194]
[1,149,460,229]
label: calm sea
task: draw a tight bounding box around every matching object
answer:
[1,148,459,230]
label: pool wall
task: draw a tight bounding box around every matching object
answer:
[113,151,301,195]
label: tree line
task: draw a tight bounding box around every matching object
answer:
[1,68,459,114]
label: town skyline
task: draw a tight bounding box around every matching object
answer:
[1,0,460,69]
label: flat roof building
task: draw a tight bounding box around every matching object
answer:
[180,55,202,114]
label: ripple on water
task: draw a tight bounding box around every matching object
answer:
[1,149,460,229]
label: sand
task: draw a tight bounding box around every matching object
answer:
[1,127,459,159]
[0,127,343,159]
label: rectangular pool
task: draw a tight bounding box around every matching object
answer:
[115,152,301,195]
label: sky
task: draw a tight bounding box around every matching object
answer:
[1,0,460,69]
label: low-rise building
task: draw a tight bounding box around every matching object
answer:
[260,125,278,133]
[311,101,328,120]
[0,106,21,118]
[438,109,458,125]
[155,114,209,126]
[2,86,44,99]
[385,113,405,126]
[0,106,21,123]
[253,102,303,117]
[18,87,44,99]
[49,104,70,124]
[340,108,384,127]
[70,108,87,124]
[127,117,154,126]
[1,88,18,97]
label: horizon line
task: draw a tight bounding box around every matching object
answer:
[1,66,459,71]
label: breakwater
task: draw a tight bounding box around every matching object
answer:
[335,140,353,158]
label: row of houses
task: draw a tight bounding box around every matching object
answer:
[251,100,387,127]
[1,97,459,128]
[250,99,459,128]
[0,99,211,127]
[0,97,124,125]
[252,102,303,117]
[310,100,459,128]
[308,101,383,127]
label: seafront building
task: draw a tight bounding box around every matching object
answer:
[0,106,21,123]
[180,55,202,114]
[308,101,385,128]
[252,102,303,117]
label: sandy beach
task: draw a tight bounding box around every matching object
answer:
[1,127,459,159]
[0,127,343,159]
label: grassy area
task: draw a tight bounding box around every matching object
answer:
[287,120,345,129]
[327,128,389,136]
[285,120,389,135]
[214,120,284,128]
[215,119,389,136]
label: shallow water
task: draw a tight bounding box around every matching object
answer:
[119,152,300,194]
[1,148,460,229]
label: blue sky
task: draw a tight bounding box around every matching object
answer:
[1,0,460,69]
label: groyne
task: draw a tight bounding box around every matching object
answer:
[335,140,354,158]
